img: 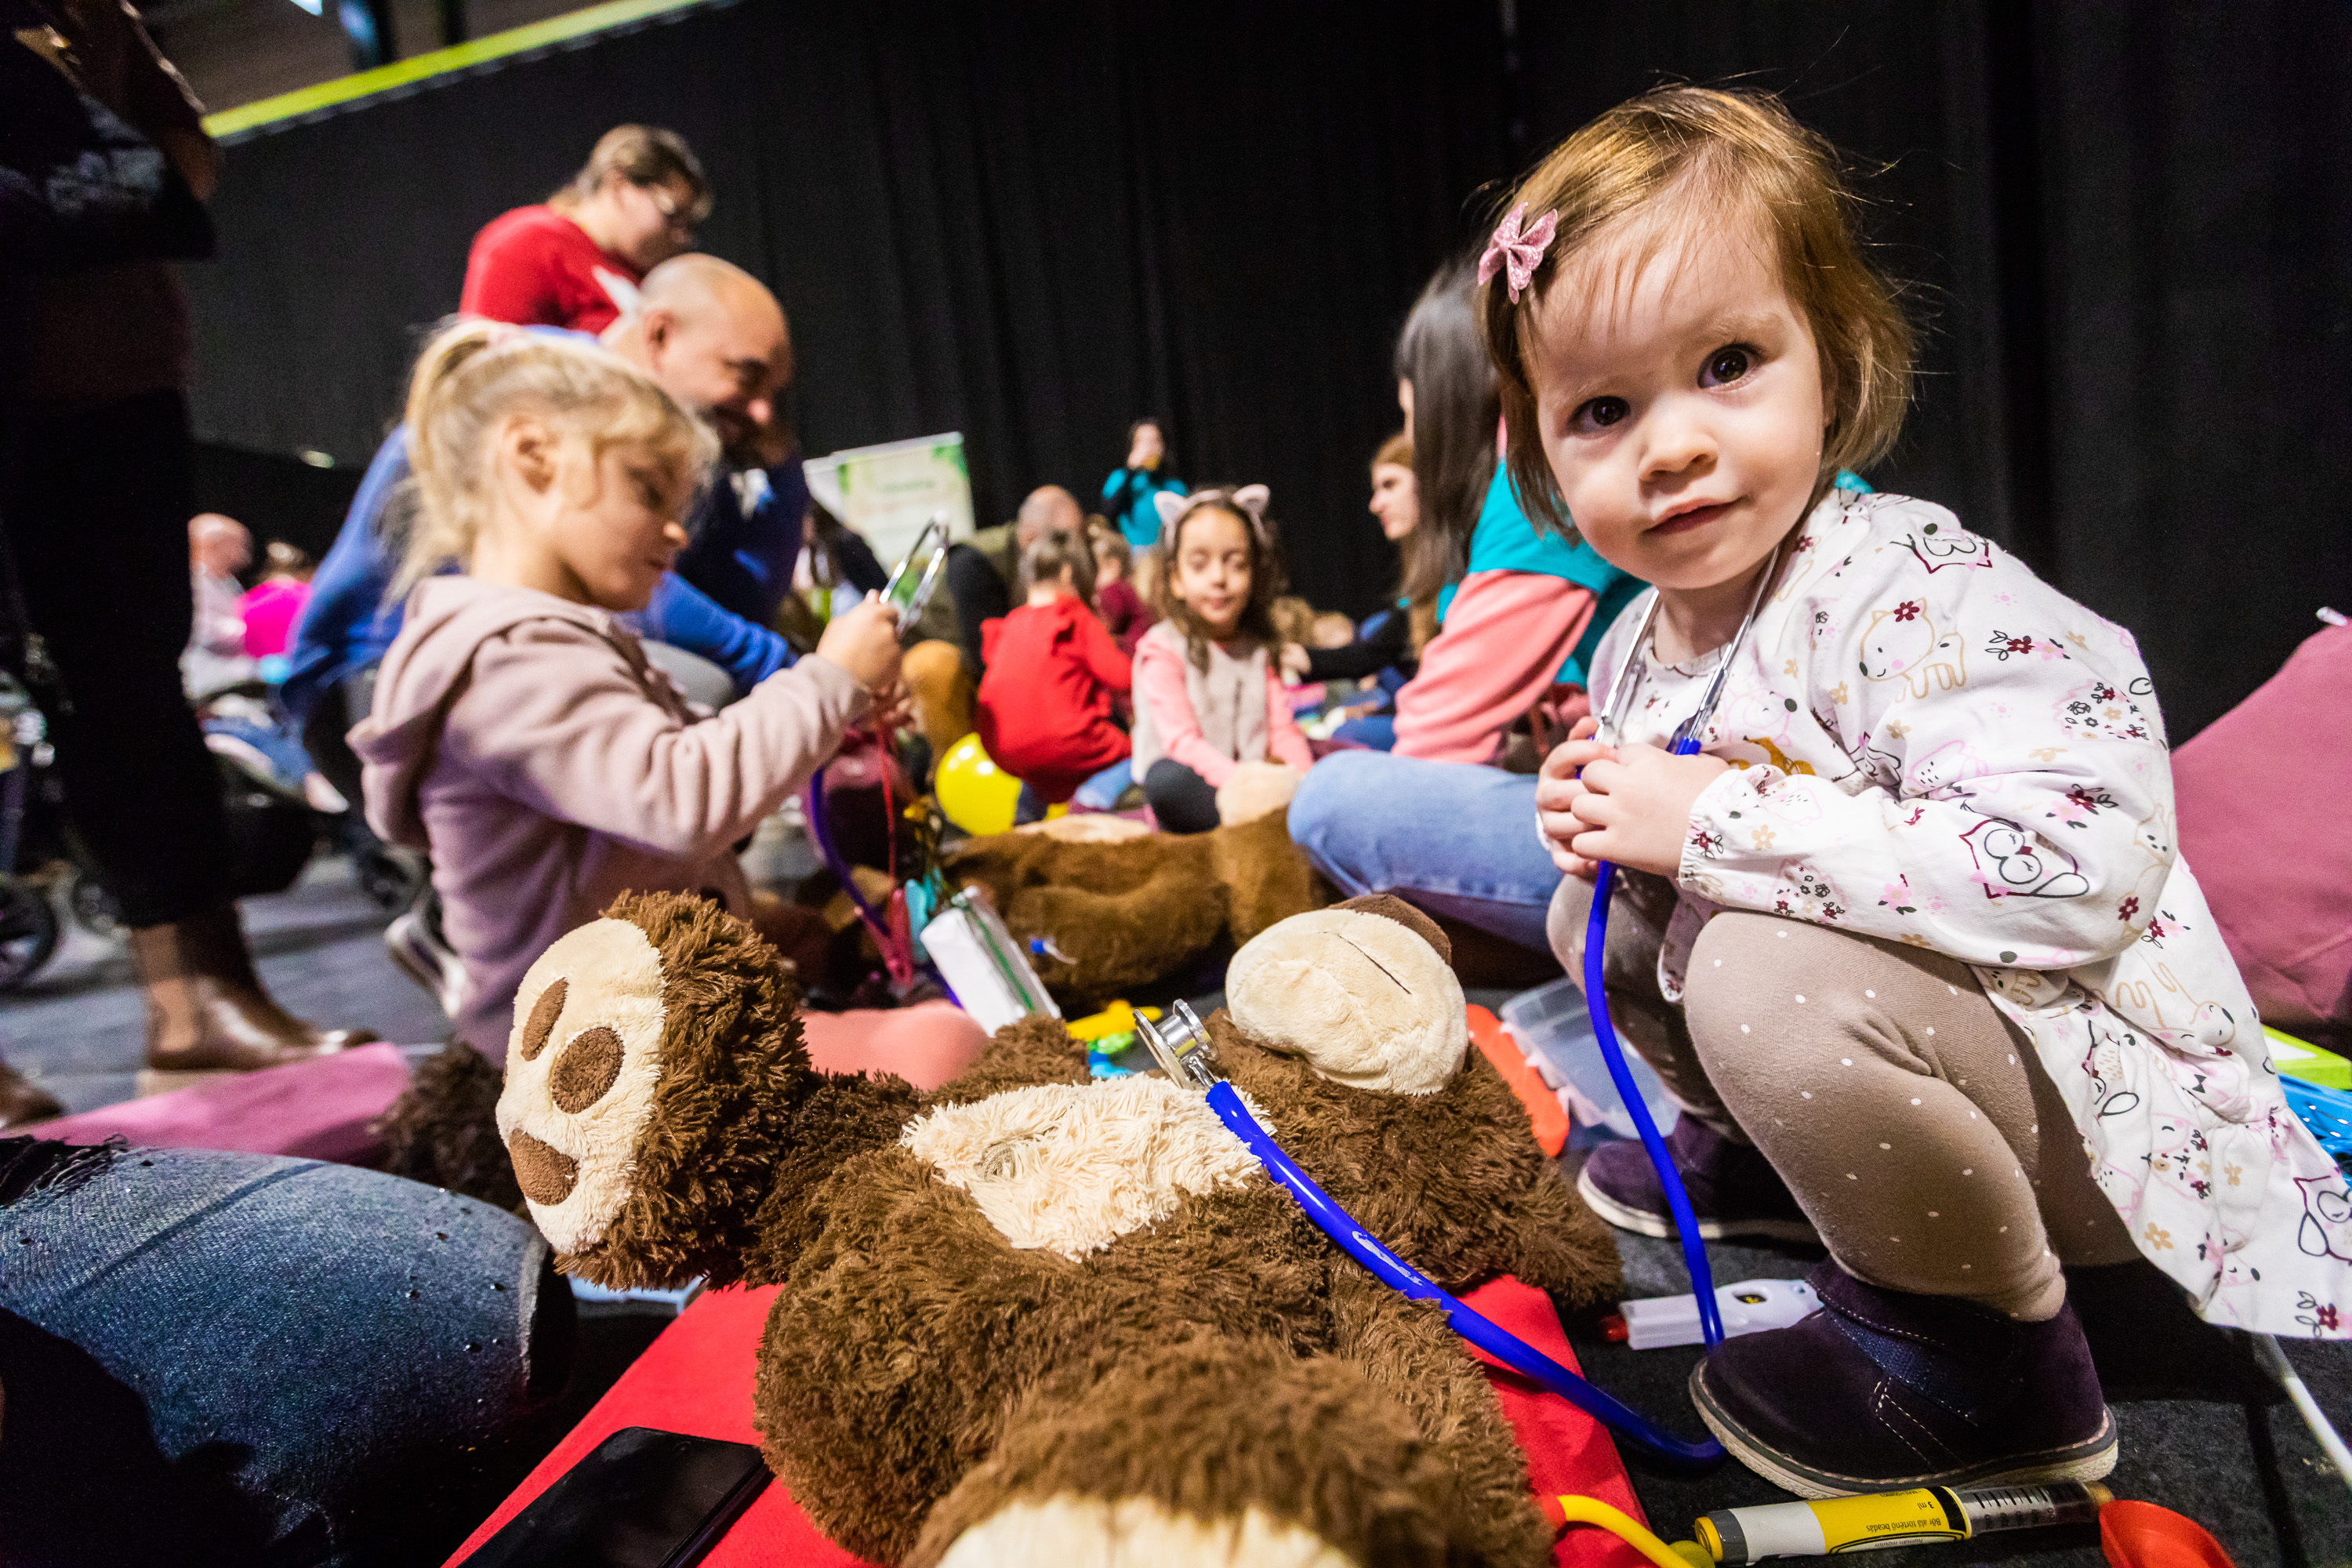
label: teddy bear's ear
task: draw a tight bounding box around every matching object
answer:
[1224,902,1468,1094]
[1334,892,1450,967]
[497,891,815,1288]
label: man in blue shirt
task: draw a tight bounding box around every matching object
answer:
[287,256,880,787]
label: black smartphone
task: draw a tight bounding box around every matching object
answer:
[460,1426,771,1568]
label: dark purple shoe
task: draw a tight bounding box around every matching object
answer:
[1691,1261,2118,1497]
[1574,1117,1818,1243]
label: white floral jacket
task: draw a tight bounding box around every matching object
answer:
[1606,490,2350,1338]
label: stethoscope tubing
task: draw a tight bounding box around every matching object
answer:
[1205,1080,1725,1468]
[1576,549,1785,1362]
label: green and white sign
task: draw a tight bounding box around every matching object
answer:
[804,433,974,568]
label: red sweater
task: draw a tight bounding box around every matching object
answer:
[975,597,1133,802]
[1095,578,1155,654]
[460,205,643,333]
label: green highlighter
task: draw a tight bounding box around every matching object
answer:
[2268,1025,2351,1091]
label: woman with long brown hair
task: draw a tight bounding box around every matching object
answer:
[1286,257,1642,960]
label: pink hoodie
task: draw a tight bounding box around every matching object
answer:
[353,577,867,1054]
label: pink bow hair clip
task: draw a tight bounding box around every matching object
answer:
[1479,203,1559,303]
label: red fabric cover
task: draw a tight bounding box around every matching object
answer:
[2172,622,2352,1034]
[800,1002,990,1091]
[1468,1004,1571,1158]
[975,597,1132,802]
[446,1278,1646,1568]
[459,205,642,334]
[39,1042,411,1164]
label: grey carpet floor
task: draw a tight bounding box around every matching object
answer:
[0,857,452,1110]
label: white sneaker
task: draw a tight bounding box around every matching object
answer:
[384,904,467,1020]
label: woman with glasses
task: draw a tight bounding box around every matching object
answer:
[459,123,711,334]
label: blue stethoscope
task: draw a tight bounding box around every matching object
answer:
[1137,549,1785,1471]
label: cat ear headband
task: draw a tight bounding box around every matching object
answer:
[1479,202,1558,303]
[1155,483,1272,551]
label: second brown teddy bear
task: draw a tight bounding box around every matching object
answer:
[941,805,1330,1002]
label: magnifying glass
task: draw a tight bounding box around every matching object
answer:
[881,514,949,632]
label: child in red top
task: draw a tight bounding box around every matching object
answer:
[976,531,1132,812]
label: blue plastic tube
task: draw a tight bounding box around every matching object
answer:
[1582,732,1728,1350]
[1205,1080,1723,1468]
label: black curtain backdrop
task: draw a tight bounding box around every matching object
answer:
[183,0,2351,738]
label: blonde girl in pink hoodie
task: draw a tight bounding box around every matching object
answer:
[354,321,901,1054]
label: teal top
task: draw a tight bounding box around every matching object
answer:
[1103,467,1189,550]
[1430,466,1873,686]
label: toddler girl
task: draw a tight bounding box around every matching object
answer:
[354,322,901,1053]
[1089,524,1154,653]
[975,528,1134,818]
[1494,87,2350,1494]
[1131,485,1313,833]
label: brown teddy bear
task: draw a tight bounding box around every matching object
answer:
[495,889,1621,1566]
[939,804,1330,1002]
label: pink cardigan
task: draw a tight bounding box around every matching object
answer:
[1392,571,1599,764]
[1131,627,1312,786]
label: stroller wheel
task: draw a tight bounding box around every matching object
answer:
[0,878,60,990]
[65,866,124,940]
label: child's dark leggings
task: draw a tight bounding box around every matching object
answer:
[1552,870,2140,1321]
[1143,759,1221,834]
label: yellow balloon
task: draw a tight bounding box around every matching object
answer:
[935,731,1022,837]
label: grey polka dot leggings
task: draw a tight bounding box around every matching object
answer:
[1549,870,2140,1321]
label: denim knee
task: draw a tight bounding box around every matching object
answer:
[1285,750,1378,884]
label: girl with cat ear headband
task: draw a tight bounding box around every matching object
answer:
[1153,482,1273,552]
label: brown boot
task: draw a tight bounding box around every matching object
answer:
[0,1059,64,1127]
[130,903,378,1094]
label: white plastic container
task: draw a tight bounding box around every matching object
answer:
[921,887,1061,1035]
[1499,976,1680,1140]
[1619,1277,1820,1350]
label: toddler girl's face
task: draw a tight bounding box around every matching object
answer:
[1171,506,1254,637]
[1526,212,1826,597]
[550,439,695,612]
[1094,544,1125,585]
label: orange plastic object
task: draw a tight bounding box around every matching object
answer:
[2100,1501,2237,1568]
[1469,1004,1571,1157]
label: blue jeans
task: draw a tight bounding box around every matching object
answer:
[1330,713,1396,750]
[1016,759,1135,824]
[1071,757,1134,810]
[0,1139,571,1567]
[1288,750,1559,951]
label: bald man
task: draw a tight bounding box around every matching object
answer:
[184,511,254,696]
[285,254,871,812]
[605,254,792,460]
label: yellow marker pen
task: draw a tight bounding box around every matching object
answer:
[1695,1482,2111,1563]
